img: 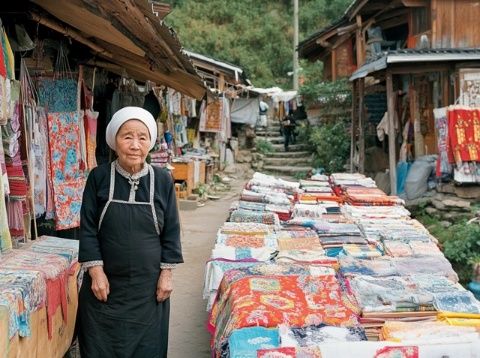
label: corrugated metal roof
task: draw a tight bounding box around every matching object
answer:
[350,48,480,81]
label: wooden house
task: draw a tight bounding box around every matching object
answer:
[299,0,480,193]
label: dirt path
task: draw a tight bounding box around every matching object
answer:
[168,179,244,358]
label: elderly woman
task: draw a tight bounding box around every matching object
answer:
[78,107,183,357]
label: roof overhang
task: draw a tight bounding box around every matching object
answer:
[31,0,207,99]
[350,49,480,81]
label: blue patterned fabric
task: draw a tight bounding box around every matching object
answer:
[228,327,279,358]
[38,79,78,112]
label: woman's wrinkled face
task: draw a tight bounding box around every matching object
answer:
[115,119,151,171]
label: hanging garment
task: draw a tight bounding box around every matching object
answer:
[447,106,480,164]
[0,31,6,78]
[84,110,98,171]
[78,162,183,358]
[32,108,48,217]
[433,107,452,178]
[0,157,11,253]
[199,99,224,133]
[47,111,86,230]
[2,29,14,80]
[38,79,78,113]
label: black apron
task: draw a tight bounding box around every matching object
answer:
[79,163,169,358]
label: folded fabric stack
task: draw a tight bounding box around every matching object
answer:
[0,236,79,346]
[204,171,480,357]
[229,209,280,226]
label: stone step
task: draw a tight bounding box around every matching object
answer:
[256,129,282,135]
[263,165,313,175]
[257,136,285,144]
[271,143,309,152]
[265,151,312,158]
[264,157,312,166]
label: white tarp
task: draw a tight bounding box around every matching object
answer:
[231,98,259,125]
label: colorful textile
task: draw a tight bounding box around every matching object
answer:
[33,107,49,217]
[209,274,359,349]
[433,291,480,314]
[230,209,280,226]
[277,237,322,251]
[343,244,383,259]
[374,346,418,358]
[0,269,46,338]
[228,327,280,358]
[293,204,327,219]
[38,79,78,112]
[1,30,14,79]
[84,109,98,171]
[30,236,79,264]
[220,222,272,235]
[447,106,480,164]
[383,241,413,257]
[0,156,11,253]
[47,111,86,230]
[349,276,434,313]
[380,321,479,343]
[339,256,397,277]
[257,347,296,358]
[0,250,70,338]
[278,323,367,347]
[434,107,453,177]
[211,245,274,261]
[275,250,331,264]
[392,256,458,283]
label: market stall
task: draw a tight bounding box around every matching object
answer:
[204,171,480,357]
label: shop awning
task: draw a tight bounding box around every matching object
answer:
[30,0,207,99]
[350,48,480,81]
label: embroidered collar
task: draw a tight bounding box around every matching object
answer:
[114,160,149,181]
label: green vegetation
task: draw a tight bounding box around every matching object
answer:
[164,0,351,87]
[414,212,480,284]
[255,139,274,155]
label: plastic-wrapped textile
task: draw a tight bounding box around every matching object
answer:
[277,237,323,251]
[393,256,459,283]
[339,256,398,277]
[343,244,383,259]
[227,327,279,358]
[292,204,327,219]
[220,222,272,235]
[278,323,367,347]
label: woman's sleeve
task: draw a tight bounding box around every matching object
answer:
[159,171,184,265]
[79,169,102,263]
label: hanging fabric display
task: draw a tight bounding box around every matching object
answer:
[0,137,11,253]
[32,108,48,217]
[84,109,98,171]
[447,106,480,164]
[47,111,85,230]
[200,99,224,133]
[433,107,452,178]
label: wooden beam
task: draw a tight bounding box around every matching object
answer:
[386,71,397,195]
[337,23,357,36]
[317,39,332,48]
[401,0,428,7]
[30,12,113,58]
[349,0,369,21]
[390,64,449,75]
[358,77,365,174]
[331,34,353,50]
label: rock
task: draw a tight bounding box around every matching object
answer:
[443,199,471,210]
[454,186,480,200]
[236,150,253,164]
[441,212,469,221]
[425,207,439,216]
[223,164,237,174]
[431,199,447,211]
[440,221,452,228]
[436,183,456,195]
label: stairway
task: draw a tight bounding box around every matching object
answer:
[256,121,314,176]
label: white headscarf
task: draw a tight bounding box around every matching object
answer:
[106,106,157,151]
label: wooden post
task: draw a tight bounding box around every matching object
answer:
[386,72,397,195]
[350,81,357,173]
[332,49,337,82]
[358,78,365,173]
[356,15,364,66]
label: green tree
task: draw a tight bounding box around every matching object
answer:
[163,0,351,87]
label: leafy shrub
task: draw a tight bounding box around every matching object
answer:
[255,139,274,155]
[308,120,350,173]
[442,223,480,283]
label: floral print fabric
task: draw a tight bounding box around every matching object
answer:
[47,111,86,230]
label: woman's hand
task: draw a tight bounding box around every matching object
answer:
[156,269,173,302]
[88,266,110,302]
